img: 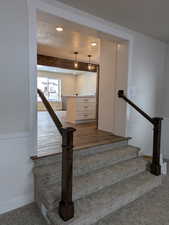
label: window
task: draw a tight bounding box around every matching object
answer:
[37,77,61,102]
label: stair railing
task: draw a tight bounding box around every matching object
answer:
[38,89,76,221]
[118,90,162,176]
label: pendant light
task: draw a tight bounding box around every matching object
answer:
[74,52,79,69]
[56,26,63,32]
[88,55,92,71]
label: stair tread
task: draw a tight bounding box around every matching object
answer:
[40,157,146,208]
[34,145,139,177]
[48,172,161,225]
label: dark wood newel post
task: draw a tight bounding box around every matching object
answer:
[59,127,76,221]
[37,88,76,221]
[151,117,163,176]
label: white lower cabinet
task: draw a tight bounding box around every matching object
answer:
[66,96,96,124]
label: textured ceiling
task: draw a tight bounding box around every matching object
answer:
[56,0,169,42]
[37,12,101,63]
[37,11,125,63]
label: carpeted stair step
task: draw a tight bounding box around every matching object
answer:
[48,172,161,225]
[34,145,139,187]
[39,157,146,210]
[33,140,129,167]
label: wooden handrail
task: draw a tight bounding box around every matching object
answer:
[118,90,154,124]
[118,90,162,176]
[37,89,63,134]
[37,89,76,221]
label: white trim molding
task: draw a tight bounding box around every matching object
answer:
[35,0,133,41]
[27,0,134,149]
[0,193,34,215]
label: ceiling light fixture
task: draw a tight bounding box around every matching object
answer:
[56,26,63,32]
[88,55,92,71]
[91,42,97,46]
[74,52,79,69]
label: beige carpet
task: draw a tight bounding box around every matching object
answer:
[0,163,169,225]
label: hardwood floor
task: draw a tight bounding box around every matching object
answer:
[36,111,127,159]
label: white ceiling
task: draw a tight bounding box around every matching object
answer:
[37,12,101,63]
[56,0,169,42]
[37,11,125,63]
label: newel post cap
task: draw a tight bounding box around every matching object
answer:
[118,90,124,97]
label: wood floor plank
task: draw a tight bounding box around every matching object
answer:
[34,111,128,159]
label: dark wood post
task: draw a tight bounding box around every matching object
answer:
[151,117,163,176]
[37,89,76,220]
[59,127,76,221]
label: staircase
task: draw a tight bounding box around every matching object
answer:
[33,89,162,225]
[32,139,161,225]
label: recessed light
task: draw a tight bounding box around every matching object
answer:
[56,26,63,32]
[91,42,97,46]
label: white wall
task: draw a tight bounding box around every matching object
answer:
[127,33,167,156]
[113,43,129,136]
[38,70,97,97]
[0,0,29,134]
[75,73,97,96]
[38,70,77,96]
[160,45,169,159]
[98,40,128,136]
[98,34,167,153]
[0,0,33,213]
[37,70,77,111]
[37,70,97,110]
[98,40,116,132]
[163,45,169,117]
[161,118,169,159]
[0,0,168,214]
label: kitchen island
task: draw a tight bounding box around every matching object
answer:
[66,96,96,124]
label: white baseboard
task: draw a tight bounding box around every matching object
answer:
[0,192,34,215]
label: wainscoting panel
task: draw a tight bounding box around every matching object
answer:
[0,133,34,214]
[161,117,169,159]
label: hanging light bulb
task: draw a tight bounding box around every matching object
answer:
[88,55,92,71]
[74,52,79,69]
[56,26,63,32]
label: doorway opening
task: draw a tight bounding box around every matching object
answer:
[34,9,129,157]
[37,64,100,156]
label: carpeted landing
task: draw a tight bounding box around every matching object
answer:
[0,163,169,225]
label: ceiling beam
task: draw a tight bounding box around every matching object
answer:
[37,54,99,72]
